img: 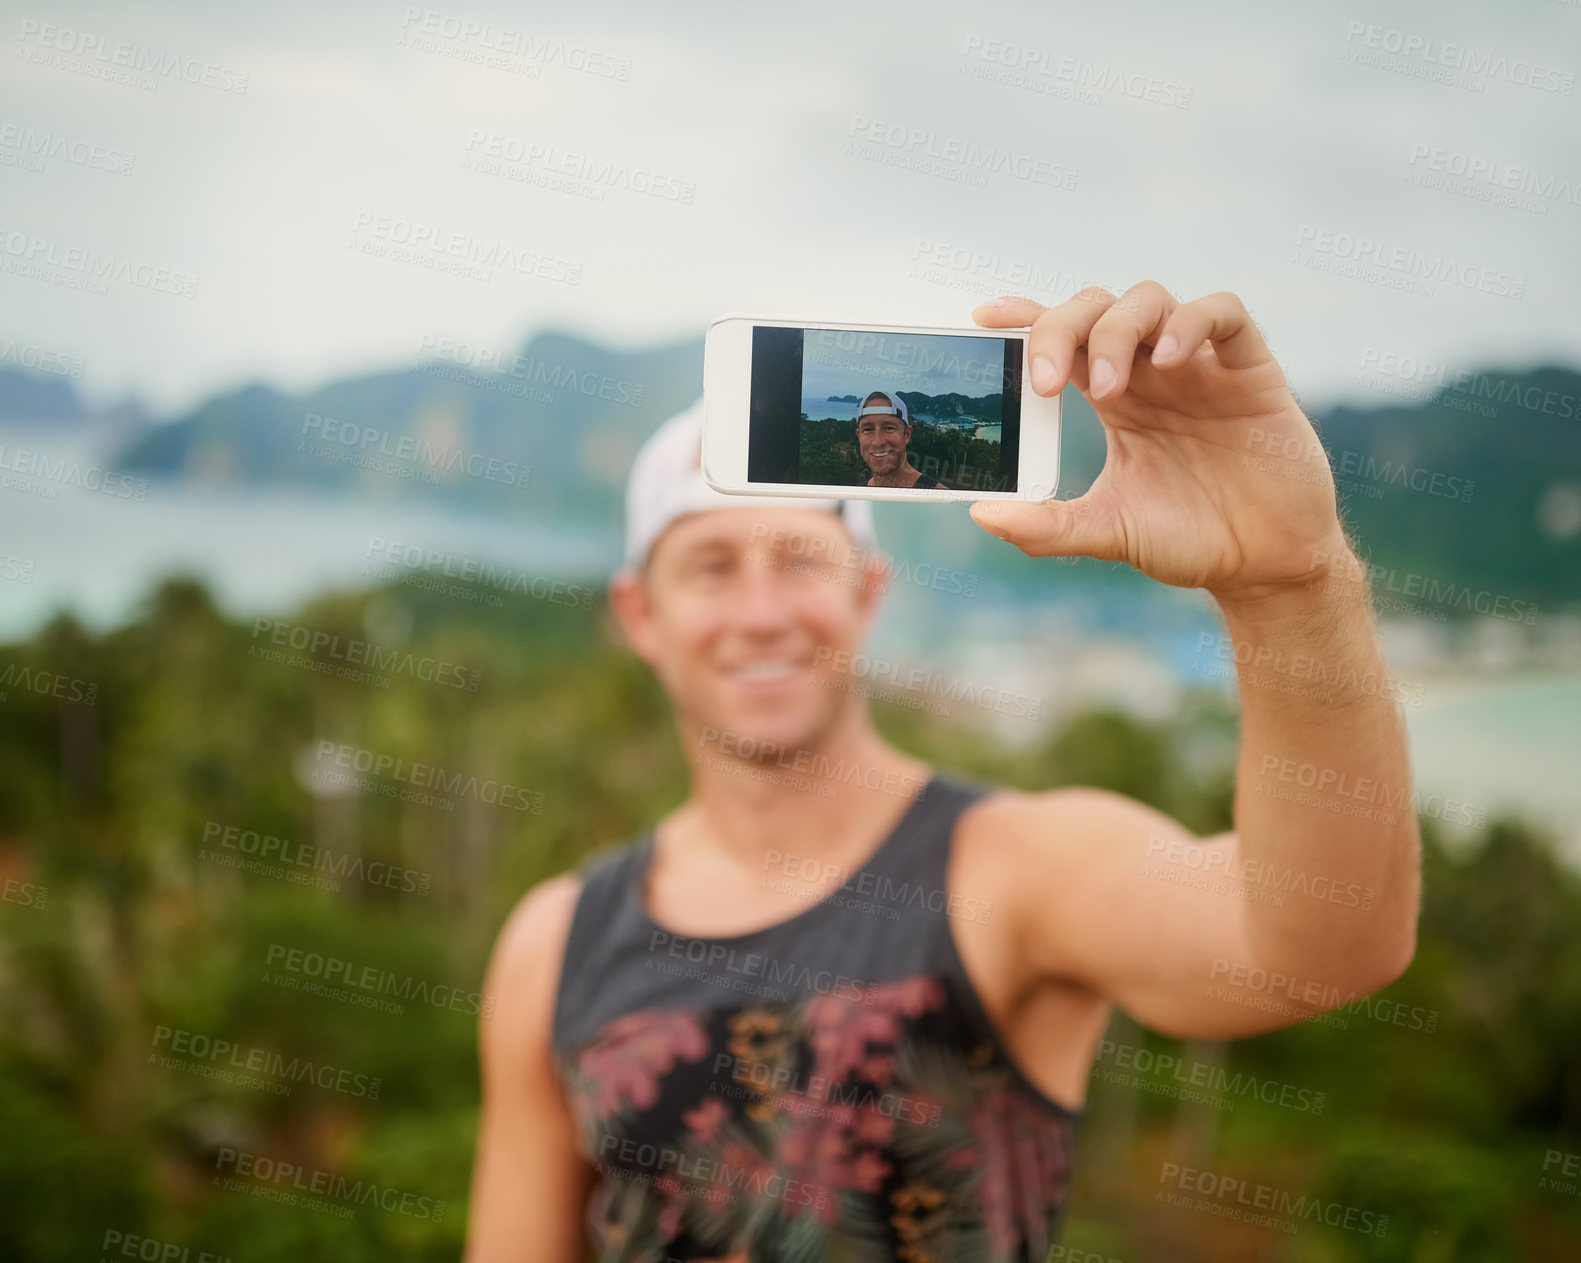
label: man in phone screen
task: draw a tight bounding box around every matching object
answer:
[465,286,1422,1263]
[856,389,943,488]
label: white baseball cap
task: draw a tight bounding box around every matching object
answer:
[620,396,880,572]
[856,390,910,425]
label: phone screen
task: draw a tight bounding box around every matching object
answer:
[747,325,1023,493]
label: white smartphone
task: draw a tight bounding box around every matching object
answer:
[701,313,1061,502]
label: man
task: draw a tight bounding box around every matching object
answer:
[465,285,1421,1261]
[855,389,943,488]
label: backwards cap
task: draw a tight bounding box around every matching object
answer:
[621,396,879,572]
[856,390,909,425]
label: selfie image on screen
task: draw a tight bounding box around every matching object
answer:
[747,326,1022,492]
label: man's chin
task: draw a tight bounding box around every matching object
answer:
[695,703,832,763]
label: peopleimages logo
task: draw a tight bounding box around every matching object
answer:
[1158,1161,1388,1237]
[99,1229,232,1262]
[646,929,884,1008]
[1096,1038,1326,1113]
[200,819,432,895]
[845,115,1079,191]
[696,727,931,799]
[1256,755,1491,829]
[0,227,200,297]
[1405,144,1581,210]
[308,739,545,813]
[249,617,482,691]
[0,122,135,175]
[397,8,631,80]
[415,334,647,405]
[712,1050,944,1125]
[811,647,1042,720]
[213,1146,444,1220]
[0,663,98,704]
[462,131,695,202]
[299,413,530,488]
[1292,225,1525,299]
[595,1133,829,1210]
[1310,550,1538,626]
[1341,21,1575,95]
[364,537,595,610]
[1358,349,1580,421]
[0,337,84,378]
[761,848,994,925]
[15,19,251,94]
[348,211,581,285]
[1195,631,1424,709]
[959,35,1194,108]
[264,942,492,1018]
[150,1024,382,1099]
[1207,957,1439,1034]
[1143,834,1374,911]
[0,440,148,501]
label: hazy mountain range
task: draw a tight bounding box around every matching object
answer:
[1,334,1576,608]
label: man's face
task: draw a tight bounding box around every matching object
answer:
[857,410,911,477]
[610,506,885,758]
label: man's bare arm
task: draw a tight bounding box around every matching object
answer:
[464,874,594,1263]
[968,284,1421,1039]
[1216,545,1420,986]
[984,550,1419,1040]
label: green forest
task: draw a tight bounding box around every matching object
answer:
[797,414,1008,490]
[2,572,1580,1261]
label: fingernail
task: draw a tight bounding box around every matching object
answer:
[974,295,1007,309]
[1090,357,1117,397]
[1153,334,1179,363]
[1030,355,1057,394]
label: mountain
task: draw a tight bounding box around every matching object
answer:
[7,332,1574,611]
[110,330,705,525]
[1309,365,1581,609]
[896,389,1002,425]
[0,367,88,421]
[0,367,152,428]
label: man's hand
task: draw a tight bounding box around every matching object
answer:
[967,287,1420,1035]
[969,285,1348,601]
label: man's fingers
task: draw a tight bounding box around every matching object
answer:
[974,288,1119,398]
[968,494,1122,561]
[1086,281,1178,400]
[970,295,1049,327]
[1151,290,1271,371]
[972,284,1268,398]
[972,294,1055,392]
[1024,288,1119,398]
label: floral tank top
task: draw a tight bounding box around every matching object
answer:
[550,772,1080,1261]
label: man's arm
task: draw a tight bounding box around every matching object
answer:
[982,548,1420,1040]
[967,284,1421,1039]
[464,874,595,1263]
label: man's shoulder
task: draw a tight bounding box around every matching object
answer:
[487,873,585,1000]
[486,834,647,997]
[956,784,1171,866]
[493,834,647,960]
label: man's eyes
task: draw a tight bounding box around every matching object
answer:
[683,555,732,578]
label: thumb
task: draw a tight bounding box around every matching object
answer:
[969,495,1120,560]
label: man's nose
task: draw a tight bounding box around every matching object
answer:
[732,558,796,629]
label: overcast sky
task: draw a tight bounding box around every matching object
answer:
[3,0,1578,417]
